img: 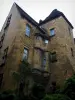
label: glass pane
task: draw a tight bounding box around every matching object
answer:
[50,29,55,36]
[22,53,27,60]
[24,49,28,54]
[45,40,48,44]
[22,49,28,60]
[26,25,30,36]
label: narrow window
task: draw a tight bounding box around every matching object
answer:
[22,48,28,61]
[50,28,55,36]
[49,52,57,62]
[71,48,74,57]
[25,24,31,37]
[44,40,48,44]
[42,54,46,67]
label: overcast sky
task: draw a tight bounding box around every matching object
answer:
[0,0,75,37]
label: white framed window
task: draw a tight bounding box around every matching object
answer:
[25,24,31,37]
[50,28,55,36]
[22,48,28,61]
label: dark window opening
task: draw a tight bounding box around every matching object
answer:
[49,52,57,63]
[71,48,74,57]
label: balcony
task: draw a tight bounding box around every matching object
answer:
[32,68,50,85]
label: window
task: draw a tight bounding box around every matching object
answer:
[49,52,57,62]
[25,24,31,36]
[42,54,46,67]
[44,40,48,44]
[71,48,74,57]
[50,28,55,36]
[22,48,28,61]
[43,57,46,66]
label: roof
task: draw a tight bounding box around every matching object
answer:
[15,3,48,35]
[39,9,73,29]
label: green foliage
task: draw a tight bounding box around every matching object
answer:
[31,83,45,100]
[61,74,75,100]
[0,90,16,100]
[12,71,20,83]
[42,94,71,100]
[12,61,32,96]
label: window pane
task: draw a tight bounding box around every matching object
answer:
[26,25,30,36]
[22,48,28,61]
[50,29,55,36]
[45,40,48,44]
[24,49,28,54]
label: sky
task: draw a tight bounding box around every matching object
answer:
[0,0,75,37]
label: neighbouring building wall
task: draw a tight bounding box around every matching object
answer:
[40,16,75,85]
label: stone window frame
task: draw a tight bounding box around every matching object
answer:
[25,24,31,37]
[22,47,29,61]
[50,28,55,37]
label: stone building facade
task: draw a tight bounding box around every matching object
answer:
[0,3,75,90]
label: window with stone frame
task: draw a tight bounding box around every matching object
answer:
[49,52,57,62]
[22,48,28,61]
[25,24,31,37]
[50,28,55,36]
[44,39,48,44]
[42,53,46,68]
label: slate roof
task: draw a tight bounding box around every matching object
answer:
[39,9,73,29]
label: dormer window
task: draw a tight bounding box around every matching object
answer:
[50,28,55,36]
[25,24,31,37]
